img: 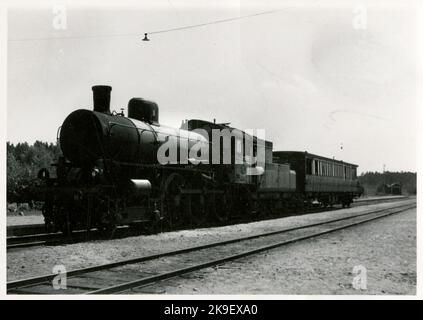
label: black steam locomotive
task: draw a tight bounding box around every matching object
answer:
[38,85,363,234]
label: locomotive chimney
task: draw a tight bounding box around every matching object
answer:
[92,85,112,113]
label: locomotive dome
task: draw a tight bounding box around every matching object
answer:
[128,98,159,124]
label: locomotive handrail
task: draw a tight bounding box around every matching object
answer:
[108,120,212,145]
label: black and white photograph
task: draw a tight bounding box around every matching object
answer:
[1,0,421,301]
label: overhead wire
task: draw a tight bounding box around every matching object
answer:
[8,7,292,42]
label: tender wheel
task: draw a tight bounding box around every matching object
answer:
[190,193,209,226]
[98,223,117,239]
[56,207,73,236]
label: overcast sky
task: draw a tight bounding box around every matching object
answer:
[7,0,416,173]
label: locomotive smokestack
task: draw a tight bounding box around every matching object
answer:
[92,85,112,113]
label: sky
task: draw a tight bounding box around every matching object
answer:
[7,0,417,173]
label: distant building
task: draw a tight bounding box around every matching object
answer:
[384,183,402,195]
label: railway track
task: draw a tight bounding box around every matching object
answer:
[7,224,46,237]
[6,225,134,250]
[7,200,415,294]
[6,195,410,250]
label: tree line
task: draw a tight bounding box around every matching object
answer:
[7,141,61,202]
[358,171,417,196]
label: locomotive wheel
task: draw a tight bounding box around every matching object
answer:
[259,200,274,218]
[161,173,189,230]
[98,223,117,239]
[145,208,162,234]
[95,198,118,238]
[189,193,208,227]
[240,186,256,218]
[56,207,73,236]
[213,193,230,223]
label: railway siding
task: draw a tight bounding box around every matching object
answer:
[146,206,416,295]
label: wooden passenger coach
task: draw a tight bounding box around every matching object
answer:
[273,151,363,207]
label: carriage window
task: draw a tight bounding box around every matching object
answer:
[236,139,242,154]
[306,158,312,175]
[314,160,318,175]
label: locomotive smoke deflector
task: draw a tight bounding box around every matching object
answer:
[92,85,112,113]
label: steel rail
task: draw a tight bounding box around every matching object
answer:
[91,204,415,294]
[7,225,131,250]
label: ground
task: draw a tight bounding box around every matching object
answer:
[7,200,415,295]
[7,210,43,226]
[138,207,415,295]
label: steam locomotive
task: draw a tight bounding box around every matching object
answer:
[37,85,363,234]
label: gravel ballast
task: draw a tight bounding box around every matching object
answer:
[134,207,415,295]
